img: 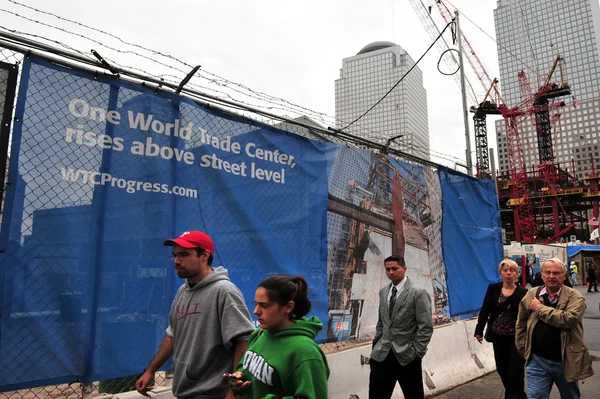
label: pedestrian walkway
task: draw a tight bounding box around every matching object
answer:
[431,286,600,398]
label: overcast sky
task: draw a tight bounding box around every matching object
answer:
[0,0,506,170]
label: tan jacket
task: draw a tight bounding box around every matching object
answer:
[515,286,594,382]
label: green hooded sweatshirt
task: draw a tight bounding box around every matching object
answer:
[236,316,330,399]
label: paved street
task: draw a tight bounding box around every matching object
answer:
[432,286,600,398]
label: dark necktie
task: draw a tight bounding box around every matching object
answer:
[389,286,397,318]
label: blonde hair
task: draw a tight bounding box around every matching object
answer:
[498,259,520,276]
[541,257,567,273]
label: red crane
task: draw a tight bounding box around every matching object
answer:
[408,0,500,178]
[501,57,573,243]
[432,0,503,179]
[410,1,573,242]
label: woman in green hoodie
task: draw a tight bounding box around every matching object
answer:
[228,275,330,399]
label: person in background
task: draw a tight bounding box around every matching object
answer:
[229,275,329,399]
[136,231,255,399]
[527,261,535,286]
[368,255,433,399]
[570,261,579,286]
[516,257,594,398]
[587,263,598,293]
[475,259,528,399]
[532,270,544,287]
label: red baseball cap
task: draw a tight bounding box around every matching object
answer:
[163,231,215,254]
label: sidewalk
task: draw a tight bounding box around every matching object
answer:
[431,286,600,398]
[430,353,600,398]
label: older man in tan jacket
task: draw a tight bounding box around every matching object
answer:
[515,257,593,399]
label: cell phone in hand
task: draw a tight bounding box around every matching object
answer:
[224,373,242,381]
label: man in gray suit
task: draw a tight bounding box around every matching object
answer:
[369,255,433,399]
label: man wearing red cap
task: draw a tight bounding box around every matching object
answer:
[136,231,254,399]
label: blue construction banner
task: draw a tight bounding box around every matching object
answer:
[0,56,503,392]
[438,167,504,315]
[0,56,332,390]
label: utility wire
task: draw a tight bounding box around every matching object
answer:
[342,19,455,130]
[444,0,542,80]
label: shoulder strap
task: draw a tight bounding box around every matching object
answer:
[535,286,544,300]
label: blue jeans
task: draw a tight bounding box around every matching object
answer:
[526,354,580,399]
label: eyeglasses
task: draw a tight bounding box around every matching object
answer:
[542,270,564,276]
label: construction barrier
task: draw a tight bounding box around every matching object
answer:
[327,319,495,399]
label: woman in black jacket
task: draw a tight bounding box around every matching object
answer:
[474,259,528,399]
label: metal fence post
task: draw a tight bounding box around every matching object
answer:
[82,383,93,399]
[165,371,174,387]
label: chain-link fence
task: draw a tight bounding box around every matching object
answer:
[0,43,378,398]
[0,32,501,398]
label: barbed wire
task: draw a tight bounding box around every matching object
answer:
[6,0,194,68]
[0,24,94,61]
[0,0,470,169]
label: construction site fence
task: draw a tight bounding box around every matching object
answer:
[0,45,502,398]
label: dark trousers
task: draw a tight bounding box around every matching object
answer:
[587,278,598,292]
[493,335,527,399]
[369,351,424,399]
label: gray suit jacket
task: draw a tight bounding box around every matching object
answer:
[370,278,433,365]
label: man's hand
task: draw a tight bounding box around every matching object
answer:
[530,298,543,311]
[474,335,483,344]
[135,370,154,397]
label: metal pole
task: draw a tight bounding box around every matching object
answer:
[456,10,473,176]
[165,371,174,387]
[82,382,93,399]
[489,148,500,208]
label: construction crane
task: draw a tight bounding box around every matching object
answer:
[471,80,502,179]
[407,0,478,106]
[409,0,502,179]
[533,56,570,164]
[501,57,573,243]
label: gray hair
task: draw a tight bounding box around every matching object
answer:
[541,257,567,273]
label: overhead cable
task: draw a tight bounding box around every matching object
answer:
[342,19,455,130]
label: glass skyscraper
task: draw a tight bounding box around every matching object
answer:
[335,42,430,160]
[494,0,600,179]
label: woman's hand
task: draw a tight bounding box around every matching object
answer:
[474,335,483,344]
[224,372,251,395]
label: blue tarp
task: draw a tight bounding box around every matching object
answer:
[438,167,503,316]
[0,56,504,392]
[568,245,600,259]
[0,56,332,390]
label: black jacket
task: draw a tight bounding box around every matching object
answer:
[587,266,597,282]
[474,282,528,342]
[532,272,544,287]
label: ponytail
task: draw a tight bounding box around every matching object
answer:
[258,275,312,319]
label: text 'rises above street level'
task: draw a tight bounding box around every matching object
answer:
[64,98,298,185]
